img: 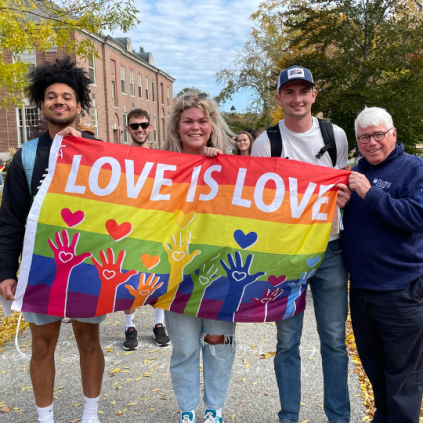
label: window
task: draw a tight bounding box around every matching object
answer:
[152,80,156,103]
[145,77,149,101]
[161,116,165,143]
[16,106,39,145]
[88,54,96,84]
[167,87,170,106]
[130,70,134,97]
[138,74,142,98]
[153,115,157,142]
[111,81,117,107]
[161,83,164,104]
[90,107,98,137]
[121,66,126,94]
[16,50,36,68]
[123,113,128,143]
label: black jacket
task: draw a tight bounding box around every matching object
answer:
[0,131,97,282]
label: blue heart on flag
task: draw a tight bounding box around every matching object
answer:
[234,230,258,250]
[306,256,321,268]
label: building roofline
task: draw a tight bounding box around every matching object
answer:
[80,30,175,83]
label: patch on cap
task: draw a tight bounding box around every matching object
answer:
[288,68,305,79]
[84,123,91,127]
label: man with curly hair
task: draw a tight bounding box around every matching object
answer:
[0,57,104,423]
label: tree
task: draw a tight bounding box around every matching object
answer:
[278,0,423,151]
[215,2,291,125]
[175,87,202,98]
[0,0,140,108]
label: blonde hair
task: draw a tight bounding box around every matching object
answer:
[163,91,234,153]
[233,131,254,155]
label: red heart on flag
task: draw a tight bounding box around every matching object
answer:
[61,208,85,228]
[268,275,287,287]
[105,220,133,241]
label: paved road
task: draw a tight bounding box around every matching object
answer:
[0,290,366,422]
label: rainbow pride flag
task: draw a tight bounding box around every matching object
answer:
[12,136,349,322]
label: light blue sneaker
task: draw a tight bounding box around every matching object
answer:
[180,411,197,423]
[204,409,223,423]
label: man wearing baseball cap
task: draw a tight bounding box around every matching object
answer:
[252,66,351,423]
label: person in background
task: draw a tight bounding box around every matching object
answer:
[76,122,96,137]
[121,108,171,350]
[251,129,263,140]
[233,131,253,156]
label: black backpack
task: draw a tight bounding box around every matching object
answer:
[266,118,337,167]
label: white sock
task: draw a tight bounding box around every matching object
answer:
[154,308,164,326]
[125,312,136,330]
[82,394,100,421]
[37,404,54,422]
[215,408,222,417]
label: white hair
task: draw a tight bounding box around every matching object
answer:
[355,107,394,135]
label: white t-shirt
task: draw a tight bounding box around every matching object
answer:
[251,117,349,240]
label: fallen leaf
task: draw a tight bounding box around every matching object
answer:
[231,414,235,420]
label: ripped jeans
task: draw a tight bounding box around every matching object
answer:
[165,311,236,412]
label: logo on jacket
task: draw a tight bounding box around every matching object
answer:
[373,178,392,189]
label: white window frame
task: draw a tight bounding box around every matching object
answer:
[111,81,117,107]
[145,77,149,101]
[90,107,99,137]
[16,106,39,146]
[88,53,96,85]
[153,115,157,142]
[152,80,156,103]
[123,113,128,144]
[167,87,170,106]
[138,74,142,99]
[130,70,134,97]
[121,66,126,94]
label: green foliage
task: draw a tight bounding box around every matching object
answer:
[223,112,268,134]
[175,87,202,98]
[0,0,140,109]
[278,0,423,152]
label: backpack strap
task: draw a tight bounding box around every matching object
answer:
[316,118,337,167]
[266,124,283,158]
[21,138,39,196]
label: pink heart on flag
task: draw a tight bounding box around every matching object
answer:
[61,208,85,228]
[268,275,287,287]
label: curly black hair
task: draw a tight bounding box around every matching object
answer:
[27,56,92,115]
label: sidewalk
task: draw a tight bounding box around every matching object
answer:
[0,290,366,422]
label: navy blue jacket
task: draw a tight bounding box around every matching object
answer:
[342,144,423,290]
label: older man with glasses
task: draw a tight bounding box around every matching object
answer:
[337,107,423,423]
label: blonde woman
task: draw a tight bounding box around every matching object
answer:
[163,91,235,423]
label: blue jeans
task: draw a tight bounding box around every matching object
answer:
[165,311,236,412]
[274,239,350,423]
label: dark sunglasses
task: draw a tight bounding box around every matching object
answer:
[129,122,150,130]
[182,92,209,101]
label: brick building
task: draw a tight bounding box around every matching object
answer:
[0,32,175,159]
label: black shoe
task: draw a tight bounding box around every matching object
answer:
[123,326,138,350]
[153,324,170,347]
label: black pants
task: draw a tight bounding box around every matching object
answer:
[350,278,423,423]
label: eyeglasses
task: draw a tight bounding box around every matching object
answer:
[356,127,393,144]
[182,92,209,101]
[128,122,150,130]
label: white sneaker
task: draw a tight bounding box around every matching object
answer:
[81,419,100,423]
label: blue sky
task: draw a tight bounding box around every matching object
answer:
[112,0,259,113]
